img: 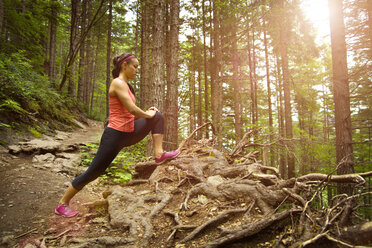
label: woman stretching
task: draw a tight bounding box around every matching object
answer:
[55,53,180,217]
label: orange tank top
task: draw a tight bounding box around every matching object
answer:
[107,79,136,132]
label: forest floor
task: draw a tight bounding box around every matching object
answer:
[0,119,105,248]
[0,120,370,248]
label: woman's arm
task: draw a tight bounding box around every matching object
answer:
[110,79,156,119]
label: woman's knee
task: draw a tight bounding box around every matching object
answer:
[154,111,164,121]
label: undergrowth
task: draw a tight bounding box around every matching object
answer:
[0,51,77,144]
[80,138,149,184]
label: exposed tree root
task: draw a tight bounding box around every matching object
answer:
[35,129,371,248]
[200,209,301,248]
[180,208,247,243]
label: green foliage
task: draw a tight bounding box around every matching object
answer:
[79,137,148,184]
[0,51,74,126]
[0,99,27,114]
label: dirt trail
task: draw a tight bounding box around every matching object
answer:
[0,120,103,247]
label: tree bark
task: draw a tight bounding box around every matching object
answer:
[140,0,151,109]
[164,0,180,151]
[151,0,165,112]
[106,0,112,118]
[328,0,354,195]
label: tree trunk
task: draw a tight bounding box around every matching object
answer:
[84,1,92,106]
[232,26,242,142]
[197,70,203,139]
[247,30,255,125]
[140,0,151,109]
[106,0,113,118]
[252,29,258,124]
[276,55,286,178]
[279,0,295,179]
[209,0,215,139]
[264,27,273,167]
[328,0,354,195]
[78,0,87,103]
[48,0,57,85]
[367,0,372,54]
[322,84,330,142]
[0,0,3,36]
[164,0,180,151]
[202,0,209,139]
[151,0,165,112]
[211,0,223,148]
[190,68,196,134]
[68,0,80,97]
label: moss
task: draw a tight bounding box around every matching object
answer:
[27,126,42,138]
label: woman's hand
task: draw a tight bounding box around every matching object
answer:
[145,109,157,118]
[148,106,159,112]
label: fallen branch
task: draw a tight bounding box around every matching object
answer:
[178,122,215,151]
[15,228,38,239]
[297,173,367,184]
[229,129,261,159]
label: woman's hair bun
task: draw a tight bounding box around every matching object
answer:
[113,56,121,66]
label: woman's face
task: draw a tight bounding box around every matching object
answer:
[122,58,139,79]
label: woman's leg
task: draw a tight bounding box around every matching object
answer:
[125,112,179,163]
[57,128,125,205]
[152,134,164,158]
[59,184,79,205]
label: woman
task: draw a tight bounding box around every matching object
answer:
[55,53,180,217]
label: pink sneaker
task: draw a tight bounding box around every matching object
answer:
[155,151,180,164]
[55,203,77,217]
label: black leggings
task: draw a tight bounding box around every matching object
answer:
[72,112,164,190]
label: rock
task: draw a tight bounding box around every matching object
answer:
[207,175,225,187]
[0,235,14,245]
[0,146,8,153]
[8,145,22,154]
[8,139,61,154]
[55,131,71,141]
[24,244,37,248]
[197,194,208,205]
[73,119,87,129]
[54,158,85,176]
[32,153,55,163]
[55,153,82,167]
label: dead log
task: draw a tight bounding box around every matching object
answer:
[297,172,367,184]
